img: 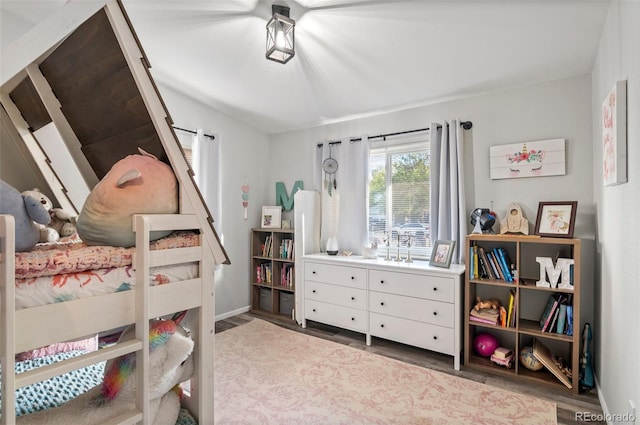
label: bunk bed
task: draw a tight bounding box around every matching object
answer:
[0,0,229,423]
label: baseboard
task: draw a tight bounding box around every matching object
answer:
[215,305,251,322]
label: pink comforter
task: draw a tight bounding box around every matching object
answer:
[15,231,200,279]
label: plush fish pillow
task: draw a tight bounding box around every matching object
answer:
[77,148,178,247]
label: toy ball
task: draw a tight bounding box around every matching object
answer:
[473,332,499,357]
[519,346,544,371]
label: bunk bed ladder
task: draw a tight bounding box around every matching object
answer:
[1,215,17,425]
[133,215,152,424]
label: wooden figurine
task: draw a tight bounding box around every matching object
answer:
[500,202,529,235]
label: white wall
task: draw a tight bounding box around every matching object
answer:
[591,1,639,421]
[156,82,270,320]
[270,74,594,235]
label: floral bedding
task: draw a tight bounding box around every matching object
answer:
[15,231,200,279]
[15,262,198,310]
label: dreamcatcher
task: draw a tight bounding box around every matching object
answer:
[322,145,338,196]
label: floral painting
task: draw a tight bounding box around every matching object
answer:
[490,139,565,180]
[602,80,628,186]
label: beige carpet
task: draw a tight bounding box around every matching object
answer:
[214,319,556,425]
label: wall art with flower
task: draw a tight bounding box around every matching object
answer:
[602,80,627,186]
[489,138,566,180]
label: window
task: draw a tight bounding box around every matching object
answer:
[368,134,432,258]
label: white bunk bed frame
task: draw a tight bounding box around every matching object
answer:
[1,214,216,425]
[0,1,229,424]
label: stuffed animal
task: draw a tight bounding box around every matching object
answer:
[17,319,194,425]
[21,188,77,243]
[77,148,178,247]
[474,296,501,311]
[0,180,51,252]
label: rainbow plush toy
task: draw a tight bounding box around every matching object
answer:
[17,320,194,425]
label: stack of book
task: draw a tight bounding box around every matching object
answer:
[469,307,500,325]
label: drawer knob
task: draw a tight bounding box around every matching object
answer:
[433,311,437,316]
[351,296,355,300]
[312,308,316,312]
[433,287,437,291]
[351,276,355,280]
[380,280,384,284]
[312,271,317,274]
[380,302,385,306]
[312,289,316,293]
[380,324,385,328]
[351,317,355,321]
[433,336,438,340]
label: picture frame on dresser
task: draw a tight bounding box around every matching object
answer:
[534,201,577,238]
[430,240,456,268]
[261,206,282,228]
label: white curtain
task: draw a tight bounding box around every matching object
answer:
[191,129,221,228]
[429,120,466,264]
[314,136,370,254]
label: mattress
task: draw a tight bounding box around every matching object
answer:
[13,231,200,310]
[15,262,198,310]
[15,231,200,279]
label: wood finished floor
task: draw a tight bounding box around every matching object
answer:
[216,312,605,425]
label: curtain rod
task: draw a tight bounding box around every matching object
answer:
[317,120,472,147]
[173,126,216,140]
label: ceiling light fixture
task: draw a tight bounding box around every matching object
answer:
[266,4,295,64]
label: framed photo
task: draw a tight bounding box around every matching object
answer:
[430,240,456,268]
[602,80,628,186]
[534,201,577,238]
[261,206,282,228]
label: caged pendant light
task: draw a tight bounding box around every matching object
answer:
[266,4,295,64]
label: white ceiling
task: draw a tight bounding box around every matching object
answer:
[1,0,610,134]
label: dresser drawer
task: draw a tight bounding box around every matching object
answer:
[369,312,454,355]
[305,299,367,333]
[305,281,366,310]
[369,269,454,303]
[305,262,367,289]
[369,291,453,328]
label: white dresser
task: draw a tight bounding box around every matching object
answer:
[302,254,466,370]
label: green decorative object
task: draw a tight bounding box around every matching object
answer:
[519,346,543,371]
[276,181,303,211]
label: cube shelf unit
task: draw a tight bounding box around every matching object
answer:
[250,228,295,319]
[464,234,582,393]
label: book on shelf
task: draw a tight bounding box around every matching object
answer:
[492,346,513,360]
[488,250,505,280]
[556,303,568,334]
[565,305,574,336]
[533,338,573,389]
[547,306,561,333]
[506,289,516,327]
[479,247,497,280]
[539,294,559,330]
[494,248,513,282]
[469,314,499,325]
[499,305,507,327]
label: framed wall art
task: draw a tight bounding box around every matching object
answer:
[261,206,282,228]
[430,240,456,268]
[534,201,577,238]
[602,80,628,186]
[489,138,566,180]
